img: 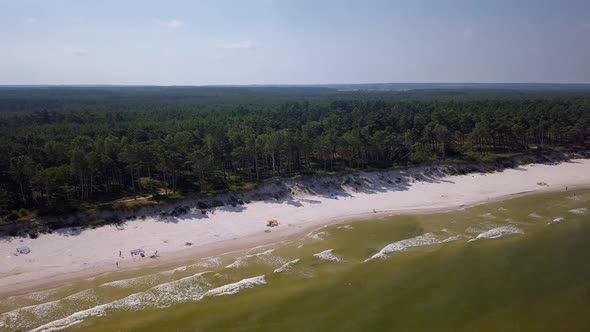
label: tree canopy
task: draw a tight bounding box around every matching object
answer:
[0,86,588,222]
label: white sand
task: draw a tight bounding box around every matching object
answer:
[1,159,589,296]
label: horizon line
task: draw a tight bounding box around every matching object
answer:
[1,82,590,88]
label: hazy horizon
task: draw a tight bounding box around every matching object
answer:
[2,0,590,85]
[2,82,590,88]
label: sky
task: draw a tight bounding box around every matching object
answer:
[1,0,590,85]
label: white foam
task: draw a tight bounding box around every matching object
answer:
[160,265,187,276]
[226,249,285,269]
[337,225,354,230]
[468,225,524,242]
[365,233,440,262]
[227,249,270,268]
[313,249,344,262]
[194,257,223,268]
[225,258,245,269]
[508,220,535,226]
[308,231,326,240]
[245,244,273,254]
[480,213,496,220]
[203,275,266,297]
[568,208,588,215]
[247,249,274,258]
[1,286,66,313]
[28,271,212,332]
[24,287,64,302]
[548,217,566,225]
[29,303,109,332]
[100,274,159,288]
[442,235,463,243]
[464,227,483,234]
[273,259,301,273]
[528,213,542,219]
[0,289,98,331]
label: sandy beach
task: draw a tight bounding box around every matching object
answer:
[1,159,589,297]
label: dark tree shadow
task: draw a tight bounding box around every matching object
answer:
[55,227,82,237]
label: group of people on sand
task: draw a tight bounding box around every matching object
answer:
[115,249,159,268]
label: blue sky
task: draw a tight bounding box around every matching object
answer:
[1,0,589,84]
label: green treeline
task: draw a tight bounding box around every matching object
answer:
[0,88,589,221]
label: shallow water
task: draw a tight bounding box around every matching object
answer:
[1,190,590,332]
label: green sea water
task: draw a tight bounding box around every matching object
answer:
[1,190,590,332]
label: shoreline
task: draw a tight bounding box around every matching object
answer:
[1,159,589,298]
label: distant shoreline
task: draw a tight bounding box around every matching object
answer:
[1,159,589,298]
[2,82,590,89]
[3,150,587,238]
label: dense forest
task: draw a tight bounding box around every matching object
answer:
[1,86,589,223]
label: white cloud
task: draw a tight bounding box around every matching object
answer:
[216,40,255,50]
[157,19,184,29]
[22,17,37,24]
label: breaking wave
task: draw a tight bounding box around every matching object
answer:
[274,259,301,273]
[0,289,98,331]
[442,235,463,243]
[160,266,188,276]
[337,225,354,230]
[365,233,440,262]
[27,271,214,332]
[225,249,281,269]
[194,257,223,269]
[548,217,566,225]
[308,231,326,240]
[100,273,160,288]
[313,249,344,262]
[568,208,588,215]
[203,275,266,297]
[468,225,524,242]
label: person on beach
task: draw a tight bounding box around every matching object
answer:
[116,262,119,268]
[119,250,122,257]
